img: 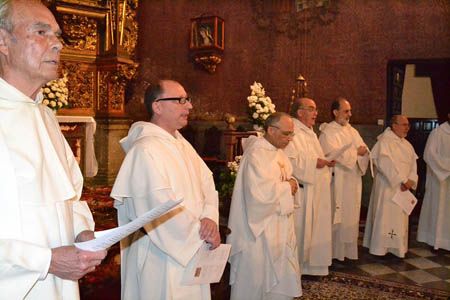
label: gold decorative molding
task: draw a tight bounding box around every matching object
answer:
[97,62,138,116]
[60,14,97,52]
[62,62,95,109]
[194,54,222,74]
[43,0,139,117]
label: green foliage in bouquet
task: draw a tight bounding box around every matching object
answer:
[217,155,241,200]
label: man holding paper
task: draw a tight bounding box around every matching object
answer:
[363,115,418,258]
[284,98,334,276]
[319,98,369,261]
[111,80,220,299]
[227,113,302,300]
[417,112,450,251]
[0,1,106,298]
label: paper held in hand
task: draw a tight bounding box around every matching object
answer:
[391,190,418,215]
[181,243,231,285]
[325,143,352,161]
[75,199,183,251]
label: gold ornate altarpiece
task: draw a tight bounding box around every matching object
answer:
[44,0,139,117]
[43,0,139,184]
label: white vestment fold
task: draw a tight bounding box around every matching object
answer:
[319,121,369,261]
[0,78,94,299]
[227,136,301,300]
[363,127,418,258]
[417,122,450,250]
[111,121,218,300]
[284,119,332,275]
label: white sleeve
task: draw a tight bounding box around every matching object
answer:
[111,147,203,267]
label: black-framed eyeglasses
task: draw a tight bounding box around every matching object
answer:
[269,125,295,137]
[299,106,318,113]
[155,97,192,104]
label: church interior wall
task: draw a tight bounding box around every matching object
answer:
[126,0,450,125]
[114,0,450,206]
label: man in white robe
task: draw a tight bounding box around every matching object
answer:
[417,113,450,251]
[0,1,107,298]
[284,98,334,275]
[363,115,418,258]
[111,80,220,300]
[227,112,302,300]
[319,98,369,261]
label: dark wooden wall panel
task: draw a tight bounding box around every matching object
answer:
[126,0,450,125]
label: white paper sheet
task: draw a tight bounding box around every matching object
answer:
[75,199,183,251]
[181,243,231,285]
[325,143,352,161]
[391,190,418,215]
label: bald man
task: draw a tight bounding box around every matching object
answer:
[319,98,369,261]
[363,115,418,258]
[284,98,334,276]
[228,113,302,300]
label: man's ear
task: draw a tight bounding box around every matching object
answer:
[152,101,161,116]
[332,109,338,118]
[0,29,10,56]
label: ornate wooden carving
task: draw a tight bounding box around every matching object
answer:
[97,62,138,116]
[62,62,95,110]
[60,14,97,52]
[44,0,139,117]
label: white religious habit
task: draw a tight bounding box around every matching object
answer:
[319,121,369,261]
[0,78,95,299]
[417,121,450,251]
[111,121,219,300]
[284,118,332,275]
[363,127,418,258]
[227,136,302,300]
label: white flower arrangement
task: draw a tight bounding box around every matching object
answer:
[219,155,242,199]
[227,155,242,176]
[41,73,69,111]
[247,82,276,127]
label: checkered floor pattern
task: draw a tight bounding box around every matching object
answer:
[329,226,450,293]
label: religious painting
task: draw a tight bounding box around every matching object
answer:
[190,16,224,50]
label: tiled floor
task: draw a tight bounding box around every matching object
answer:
[329,224,450,293]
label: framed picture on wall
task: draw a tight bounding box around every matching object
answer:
[190,16,224,50]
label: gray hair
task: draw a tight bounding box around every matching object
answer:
[0,0,43,32]
[0,0,14,32]
[264,112,291,131]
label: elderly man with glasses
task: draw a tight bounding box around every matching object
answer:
[111,79,220,299]
[319,97,370,262]
[363,115,418,258]
[284,97,335,276]
[227,112,302,300]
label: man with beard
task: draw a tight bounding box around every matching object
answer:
[319,97,369,261]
